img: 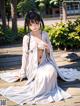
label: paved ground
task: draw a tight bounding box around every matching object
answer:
[0,44,80,106]
[0,16,79,27]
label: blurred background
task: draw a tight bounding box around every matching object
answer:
[0,0,80,48]
[0,0,80,71]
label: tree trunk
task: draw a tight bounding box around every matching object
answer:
[0,0,6,31]
[11,0,17,33]
[62,2,67,22]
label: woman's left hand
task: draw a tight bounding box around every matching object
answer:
[44,43,50,54]
[35,37,50,53]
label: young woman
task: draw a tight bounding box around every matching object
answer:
[0,11,80,105]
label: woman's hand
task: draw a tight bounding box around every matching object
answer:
[44,43,50,54]
[17,71,24,82]
[35,37,50,54]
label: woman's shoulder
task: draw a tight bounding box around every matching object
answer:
[23,35,29,43]
[23,34,29,40]
[23,34,29,38]
[42,31,48,39]
[42,31,48,35]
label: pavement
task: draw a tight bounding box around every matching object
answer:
[0,16,78,27]
[0,44,80,106]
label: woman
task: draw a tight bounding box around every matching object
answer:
[0,11,80,105]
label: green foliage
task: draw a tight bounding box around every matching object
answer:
[35,0,45,12]
[49,0,58,5]
[17,27,27,39]
[75,25,80,34]
[44,18,80,50]
[17,0,37,15]
[0,25,26,45]
[74,17,80,27]
[0,17,80,50]
[0,25,5,45]
[0,27,18,45]
[17,0,61,16]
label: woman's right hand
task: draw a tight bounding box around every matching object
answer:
[18,70,24,82]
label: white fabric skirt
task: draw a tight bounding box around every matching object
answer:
[0,62,71,105]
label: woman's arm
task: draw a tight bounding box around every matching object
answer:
[45,32,59,72]
[45,32,53,53]
[19,35,29,80]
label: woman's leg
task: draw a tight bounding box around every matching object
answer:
[34,63,57,96]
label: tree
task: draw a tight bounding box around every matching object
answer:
[17,0,67,21]
[35,0,45,15]
[5,0,11,28]
[0,0,7,31]
[49,0,67,21]
[17,0,37,15]
[11,0,17,33]
[62,1,67,22]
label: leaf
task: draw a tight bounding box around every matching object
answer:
[49,0,57,4]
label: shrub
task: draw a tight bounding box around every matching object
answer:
[44,18,80,50]
[0,25,27,45]
[0,17,80,50]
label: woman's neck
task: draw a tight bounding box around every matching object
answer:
[31,30,42,38]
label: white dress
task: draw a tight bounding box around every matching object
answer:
[0,31,80,105]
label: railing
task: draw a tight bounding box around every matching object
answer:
[67,9,80,14]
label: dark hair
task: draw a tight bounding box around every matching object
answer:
[24,11,44,50]
[24,11,44,32]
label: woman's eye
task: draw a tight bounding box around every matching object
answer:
[29,24,32,26]
[36,22,39,24]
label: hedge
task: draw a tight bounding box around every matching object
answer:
[0,17,80,50]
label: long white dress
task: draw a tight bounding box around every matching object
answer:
[0,31,80,105]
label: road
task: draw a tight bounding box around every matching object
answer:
[0,16,77,28]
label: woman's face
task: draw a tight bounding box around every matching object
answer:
[29,21,40,32]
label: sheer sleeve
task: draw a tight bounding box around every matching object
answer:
[45,32,53,53]
[45,32,59,72]
[44,32,54,59]
[19,35,29,79]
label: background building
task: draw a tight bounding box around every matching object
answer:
[45,0,80,17]
[65,0,80,15]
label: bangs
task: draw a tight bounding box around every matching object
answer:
[26,11,41,26]
[24,11,44,32]
[28,20,40,25]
